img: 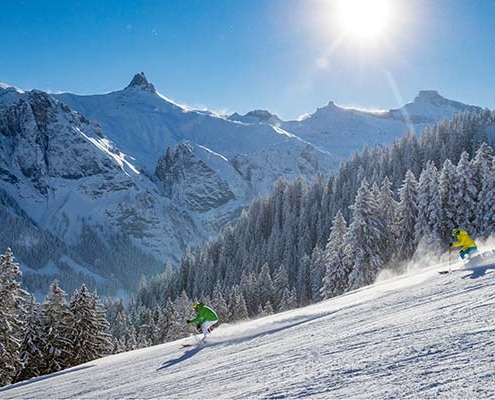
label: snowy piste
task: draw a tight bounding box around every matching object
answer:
[2,259,495,399]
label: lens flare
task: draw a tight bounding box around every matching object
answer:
[336,0,392,41]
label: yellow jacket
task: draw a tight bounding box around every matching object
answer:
[452,230,476,250]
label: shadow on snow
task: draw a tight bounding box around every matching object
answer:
[461,263,495,279]
[157,345,204,370]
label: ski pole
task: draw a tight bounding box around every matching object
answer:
[448,246,451,273]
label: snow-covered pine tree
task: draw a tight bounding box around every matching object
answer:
[69,285,111,365]
[0,248,27,387]
[454,151,478,232]
[346,179,387,289]
[309,246,325,303]
[273,264,290,311]
[168,291,191,340]
[89,292,112,355]
[415,161,443,254]
[477,156,495,238]
[296,254,311,306]
[211,280,229,324]
[256,263,275,312]
[228,285,248,322]
[321,210,349,299]
[375,177,398,266]
[14,295,44,383]
[396,170,419,262]
[39,280,74,374]
[438,159,458,238]
[238,271,257,316]
[258,301,274,317]
[278,287,298,312]
[472,143,495,237]
[136,305,154,348]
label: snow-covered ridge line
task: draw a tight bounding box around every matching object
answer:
[0,82,25,93]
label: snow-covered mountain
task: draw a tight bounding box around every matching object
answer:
[0,86,199,293]
[3,254,495,399]
[280,90,482,158]
[0,75,338,295]
[54,73,335,176]
[0,73,484,297]
[54,72,337,218]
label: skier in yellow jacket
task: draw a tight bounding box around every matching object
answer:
[450,228,477,260]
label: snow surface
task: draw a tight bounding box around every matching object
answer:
[3,255,495,399]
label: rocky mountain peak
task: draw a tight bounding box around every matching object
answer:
[245,110,280,123]
[227,109,281,125]
[413,90,446,105]
[125,72,156,93]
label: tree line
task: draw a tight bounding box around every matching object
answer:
[0,248,112,387]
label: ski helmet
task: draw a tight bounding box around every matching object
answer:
[192,302,200,311]
[450,228,459,237]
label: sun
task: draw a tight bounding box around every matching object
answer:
[335,0,392,41]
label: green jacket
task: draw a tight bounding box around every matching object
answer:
[188,303,218,325]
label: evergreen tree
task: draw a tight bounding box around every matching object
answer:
[296,254,311,306]
[256,263,275,311]
[309,246,325,303]
[228,285,248,322]
[211,281,229,324]
[396,171,419,262]
[454,152,478,232]
[69,285,111,365]
[273,265,289,311]
[14,295,44,383]
[376,177,398,265]
[477,157,495,237]
[472,143,495,237]
[347,179,387,289]
[135,305,154,348]
[415,161,443,254]
[169,291,191,340]
[39,280,74,374]
[278,287,298,312]
[321,210,349,298]
[438,159,458,237]
[0,248,27,386]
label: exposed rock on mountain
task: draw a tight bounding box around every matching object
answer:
[155,142,235,213]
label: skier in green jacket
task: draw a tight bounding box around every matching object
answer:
[187,302,218,342]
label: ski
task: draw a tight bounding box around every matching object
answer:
[438,268,465,274]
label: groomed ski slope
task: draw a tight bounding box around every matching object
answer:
[2,257,495,399]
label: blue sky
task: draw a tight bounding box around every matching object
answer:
[1,0,494,119]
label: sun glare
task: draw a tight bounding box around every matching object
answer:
[335,0,392,41]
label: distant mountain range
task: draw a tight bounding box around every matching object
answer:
[0,73,483,296]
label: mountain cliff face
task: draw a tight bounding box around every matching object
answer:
[155,142,235,213]
[0,90,111,189]
[0,73,484,297]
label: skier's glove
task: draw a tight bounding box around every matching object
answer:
[449,242,453,247]
[186,319,191,324]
